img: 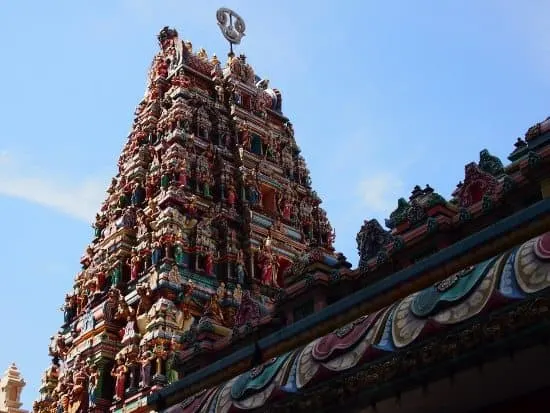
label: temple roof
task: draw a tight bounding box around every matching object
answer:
[161,229,550,412]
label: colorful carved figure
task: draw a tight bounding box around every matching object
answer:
[136,283,153,316]
[205,293,225,325]
[227,184,237,208]
[139,348,154,388]
[111,358,127,402]
[177,159,188,187]
[128,250,141,281]
[151,239,163,266]
[204,251,214,276]
[260,254,277,286]
[165,339,180,384]
[236,249,247,285]
[62,294,77,325]
[68,370,88,413]
[247,182,261,206]
[131,182,146,207]
[174,241,186,267]
[88,364,99,408]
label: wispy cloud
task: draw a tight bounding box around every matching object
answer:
[0,151,106,222]
[357,172,404,214]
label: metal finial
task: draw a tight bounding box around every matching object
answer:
[216,7,246,56]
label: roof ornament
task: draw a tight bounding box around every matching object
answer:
[216,7,246,56]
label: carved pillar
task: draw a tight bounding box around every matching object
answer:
[89,357,114,411]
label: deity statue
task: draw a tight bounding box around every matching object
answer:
[148,197,159,217]
[109,262,123,287]
[160,165,171,190]
[200,172,213,198]
[197,47,208,60]
[154,55,168,79]
[103,288,121,322]
[204,251,214,276]
[115,299,134,324]
[258,238,279,287]
[136,284,153,316]
[234,284,243,304]
[94,265,106,293]
[68,371,88,413]
[177,159,188,187]
[279,193,293,221]
[235,249,247,286]
[145,174,156,199]
[128,249,141,282]
[185,195,198,216]
[131,181,146,207]
[62,294,77,325]
[227,184,237,208]
[92,214,107,239]
[234,290,261,327]
[136,210,150,238]
[139,347,155,388]
[88,364,99,408]
[165,347,179,385]
[58,393,70,413]
[259,253,275,286]
[240,128,251,149]
[215,84,224,103]
[151,239,163,267]
[77,290,90,316]
[217,282,226,301]
[177,280,194,319]
[173,240,184,267]
[247,182,261,207]
[205,293,225,326]
[48,335,67,364]
[111,358,127,402]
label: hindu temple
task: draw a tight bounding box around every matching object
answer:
[32,8,550,413]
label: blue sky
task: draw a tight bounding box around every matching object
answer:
[1,0,549,408]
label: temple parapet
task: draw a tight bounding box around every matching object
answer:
[355,125,550,282]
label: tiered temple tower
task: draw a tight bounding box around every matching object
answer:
[33,21,343,413]
[0,364,27,413]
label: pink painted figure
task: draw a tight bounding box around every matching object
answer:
[204,252,214,276]
[128,251,141,281]
[227,185,237,208]
[259,251,276,286]
[111,358,127,401]
[282,199,292,221]
[177,159,188,187]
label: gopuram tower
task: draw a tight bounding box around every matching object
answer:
[34,9,345,413]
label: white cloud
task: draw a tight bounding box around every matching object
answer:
[357,172,404,214]
[0,151,106,223]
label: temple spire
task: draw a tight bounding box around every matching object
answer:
[34,21,338,413]
[0,363,27,413]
